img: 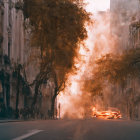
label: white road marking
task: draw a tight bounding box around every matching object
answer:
[12,129,44,140]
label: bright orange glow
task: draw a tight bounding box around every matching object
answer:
[92,107,122,119]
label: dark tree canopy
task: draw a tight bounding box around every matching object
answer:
[83,48,140,97]
[23,0,90,116]
[23,0,89,78]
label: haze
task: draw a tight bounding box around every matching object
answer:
[85,0,110,13]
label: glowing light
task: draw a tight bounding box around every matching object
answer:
[92,106,122,119]
[85,0,110,13]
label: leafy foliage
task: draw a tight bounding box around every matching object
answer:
[84,48,140,97]
[23,0,90,116]
[23,0,89,82]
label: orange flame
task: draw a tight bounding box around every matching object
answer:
[92,107,122,119]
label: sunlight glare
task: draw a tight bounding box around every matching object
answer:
[85,0,110,13]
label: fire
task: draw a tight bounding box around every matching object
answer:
[92,107,122,119]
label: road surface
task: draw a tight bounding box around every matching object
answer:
[0,119,140,140]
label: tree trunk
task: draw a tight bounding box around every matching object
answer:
[32,82,40,108]
[131,78,136,120]
[51,88,57,119]
[15,67,20,119]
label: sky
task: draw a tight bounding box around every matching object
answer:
[85,0,110,13]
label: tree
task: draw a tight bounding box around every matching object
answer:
[15,64,21,118]
[23,0,90,117]
[13,63,31,119]
[93,48,140,90]
[84,48,140,119]
[83,78,103,98]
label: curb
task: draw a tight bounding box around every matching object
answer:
[0,120,24,123]
[0,119,35,123]
[0,119,59,123]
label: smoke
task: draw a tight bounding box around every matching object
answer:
[58,0,140,119]
[58,10,114,118]
[110,0,140,51]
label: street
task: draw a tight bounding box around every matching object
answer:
[0,119,140,140]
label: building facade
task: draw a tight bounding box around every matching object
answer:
[0,0,55,119]
[0,0,28,118]
[110,0,140,50]
[129,21,140,48]
[110,0,140,119]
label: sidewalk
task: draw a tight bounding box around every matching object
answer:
[0,119,46,123]
[0,119,24,123]
[0,118,58,123]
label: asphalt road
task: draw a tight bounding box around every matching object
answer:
[0,119,140,140]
